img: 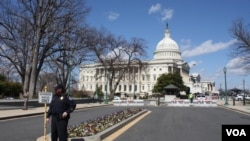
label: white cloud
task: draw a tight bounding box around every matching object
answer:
[161,9,173,21]
[106,11,120,21]
[226,57,249,76]
[182,39,237,58]
[148,3,161,14]
[227,57,244,68]
[148,4,173,21]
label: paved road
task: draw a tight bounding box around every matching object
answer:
[0,106,249,141]
[114,106,250,141]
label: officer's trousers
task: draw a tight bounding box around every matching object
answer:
[51,116,68,141]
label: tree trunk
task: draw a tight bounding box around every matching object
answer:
[29,0,42,98]
[23,66,31,98]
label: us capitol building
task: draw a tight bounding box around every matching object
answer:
[78,26,215,97]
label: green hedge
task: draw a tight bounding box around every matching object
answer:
[0,81,23,98]
[180,95,188,99]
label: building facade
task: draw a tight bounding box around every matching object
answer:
[79,26,215,97]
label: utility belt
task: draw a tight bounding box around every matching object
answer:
[52,114,70,120]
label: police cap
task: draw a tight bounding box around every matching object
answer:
[55,84,64,91]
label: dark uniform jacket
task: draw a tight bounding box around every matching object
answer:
[47,94,76,119]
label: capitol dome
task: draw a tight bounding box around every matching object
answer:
[153,26,182,60]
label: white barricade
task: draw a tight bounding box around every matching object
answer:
[166,99,217,107]
[113,100,144,106]
[165,99,190,107]
[192,100,217,107]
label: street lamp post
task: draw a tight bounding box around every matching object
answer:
[243,79,245,106]
[133,67,136,99]
[223,67,229,106]
[219,83,222,100]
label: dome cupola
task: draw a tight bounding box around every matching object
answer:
[153,24,182,61]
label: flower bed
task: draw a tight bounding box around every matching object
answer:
[68,107,142,138]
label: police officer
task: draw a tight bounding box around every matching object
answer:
[46,84,76,141]
[189,93,194,103]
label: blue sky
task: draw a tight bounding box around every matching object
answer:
[84,0,250,90]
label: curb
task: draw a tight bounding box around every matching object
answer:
[0,104,112,121]
[0,112,44,120]
[217,104,250,115]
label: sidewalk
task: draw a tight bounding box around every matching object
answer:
[0,103,110,120]
[217,98,250,115]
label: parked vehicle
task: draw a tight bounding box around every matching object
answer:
[244,95,250,100]
[196,94,206,100]
[233,94,243,101]
[5,97,14,100]
[113,96,121,100]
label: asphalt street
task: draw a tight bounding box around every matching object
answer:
[0,106,249,141]
[115,106,250,141]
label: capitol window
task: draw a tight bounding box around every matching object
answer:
[119,85,121,91]
[147,75,150,81]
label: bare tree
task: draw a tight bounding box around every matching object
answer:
[45,25,91,94]
[0,0,90,97]
[0,58,18,81]
[87,28,148,99]
[230,18,250,70]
